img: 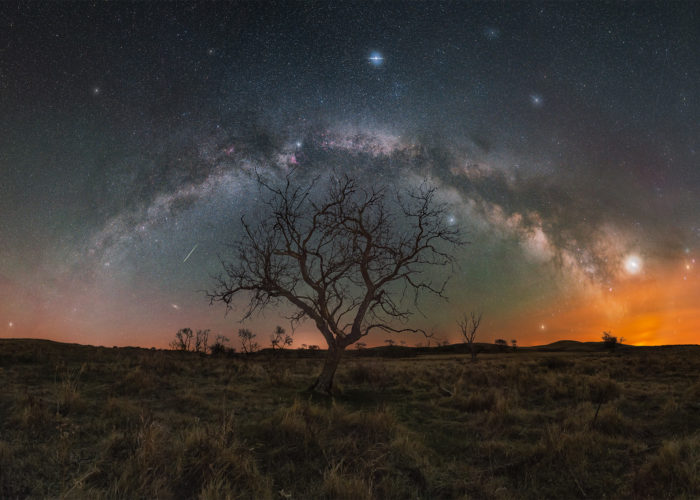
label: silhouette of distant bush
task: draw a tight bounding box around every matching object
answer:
[170,328,211,354]
[209,335,235,357]
[170,328,194,351]
[238,328,259,355]
[602,331,618,350]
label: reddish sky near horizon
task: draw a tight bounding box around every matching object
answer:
[1,3,699,350]
[6,255,696,349]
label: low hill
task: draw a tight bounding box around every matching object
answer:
[532,340,608,352]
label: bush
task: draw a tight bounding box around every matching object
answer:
[602,331,618,349]
[634,433,700,497]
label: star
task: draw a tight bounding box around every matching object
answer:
[623,254,643,275]
[92,86,100,95]
[368,51,384,66]
[8,321,13,328]
[483,27,501,40]
[530,94,543,107]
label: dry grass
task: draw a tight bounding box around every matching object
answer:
[0,339,699,498]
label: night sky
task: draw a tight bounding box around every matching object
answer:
[1,2,698,348]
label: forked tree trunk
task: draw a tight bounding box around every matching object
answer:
[310,345,344,395]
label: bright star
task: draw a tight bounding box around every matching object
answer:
[8,321,13,328]
[369,51,384,66]
[447,214,456,225]
[623,254,643,275]
[530,94,543,107]
[171,304,180,310]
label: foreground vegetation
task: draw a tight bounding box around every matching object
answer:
[1,339,699,499]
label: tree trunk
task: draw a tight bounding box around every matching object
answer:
[470,342,477,363]
[310,345,344,395]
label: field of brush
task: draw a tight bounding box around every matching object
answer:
[1,338,699,499]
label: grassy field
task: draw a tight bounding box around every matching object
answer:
[1,339,699,499]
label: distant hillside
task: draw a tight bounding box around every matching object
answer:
[1,337,697,363]
[532,340,609,352]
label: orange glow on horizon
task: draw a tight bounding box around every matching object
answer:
[496,260,700,346]
[3,257,697,349]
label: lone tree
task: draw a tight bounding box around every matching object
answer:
[209,173,460,394]
[170,327,194,351]
[602,331,618,350]
[270,325,293,350]
[457,311,482,362]
[238,328,259,355]
[194,329,210,353]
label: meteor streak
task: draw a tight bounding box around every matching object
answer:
[183,244,199,263]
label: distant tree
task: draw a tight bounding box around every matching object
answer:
[194,329,210,353]
[207,173,460,395]
[385,339,395,347]
[495,338,508,352]
[602,331,618,350]
[265,326,293,379]
[209,334,232,356]
[511,339,517,351]
[355,342,367,350]
[170,328,194,351]
[400,340,406,346]
[308,345,320,351]
[270,326,293,350]
[457,312,482,362]
[238,328,259,355]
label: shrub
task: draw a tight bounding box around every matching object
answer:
[634,433,700,497]
[602,331,618,349]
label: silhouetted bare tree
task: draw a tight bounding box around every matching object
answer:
[238,328,259,355]
[170,327,194,351]
[194,329,210,353]
[457,312,482,362]
[270,325,293,350]
[602,331,618,350]
[209,173,460,394]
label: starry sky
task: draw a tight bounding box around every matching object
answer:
[1,2,698,348]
